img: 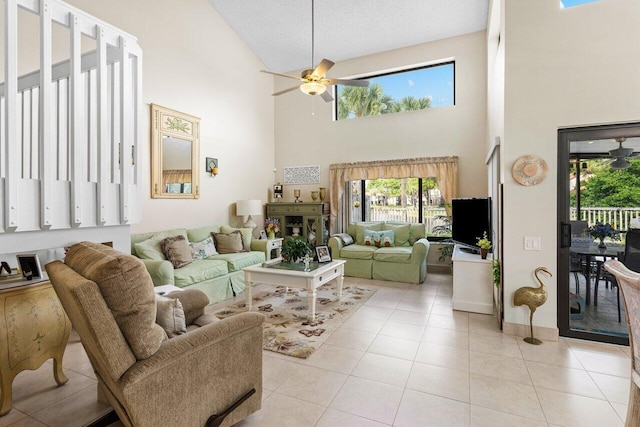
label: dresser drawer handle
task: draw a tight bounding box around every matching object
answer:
[319,276,323,281]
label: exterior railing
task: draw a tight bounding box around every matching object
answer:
[369,206,448,233]
[570,207,640,230]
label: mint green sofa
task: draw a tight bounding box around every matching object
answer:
[131,226,268,304]
[328,221,429,284]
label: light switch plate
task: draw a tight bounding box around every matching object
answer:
[524,236,541,251]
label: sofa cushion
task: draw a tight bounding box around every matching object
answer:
[340,244,377,260]
[212,231,247,254]
[189,236,218,259]
[155,294,186,338]
[161,235,193,269]
[354,222,384,245]
[382,223,411,247]
[373,247,413,263]
[173,259,229,287]
[364,229,395,247]
[187,226,222,243]
[220,226,253,251]
[65,241,165,360]
[134,237,167,261]
[209,251,265,272]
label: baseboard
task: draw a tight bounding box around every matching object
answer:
[502,321,559,342]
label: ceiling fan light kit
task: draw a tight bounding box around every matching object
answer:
[260,0,368,102]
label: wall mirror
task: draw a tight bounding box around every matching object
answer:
[151,104,200,199]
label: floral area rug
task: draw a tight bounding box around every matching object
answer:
[214,282,375,359]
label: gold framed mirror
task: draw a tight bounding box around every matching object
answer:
[151,104,200,199]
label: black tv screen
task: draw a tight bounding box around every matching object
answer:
[452,198,492,250]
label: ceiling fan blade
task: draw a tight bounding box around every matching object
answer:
[320,90,334,102]
[261,70,306,82]
[311,59,335,77]
[272,86,300,96]
[323,78,369,87]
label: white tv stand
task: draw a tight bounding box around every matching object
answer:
[452,245,494,314]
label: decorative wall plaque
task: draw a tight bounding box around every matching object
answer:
[283,166,320,185]
[512,155,548,186]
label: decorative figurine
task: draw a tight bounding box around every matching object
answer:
[303,254,311,271]
[514,267,551,345]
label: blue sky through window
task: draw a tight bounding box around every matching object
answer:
[336,62,454,120]
[561,0,599,8]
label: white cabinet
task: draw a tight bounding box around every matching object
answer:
[452,245,494,314]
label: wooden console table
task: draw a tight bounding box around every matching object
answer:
[0,280,71,416]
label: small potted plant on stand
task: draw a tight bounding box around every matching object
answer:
[477,232,492,259]
[281,239,313,263]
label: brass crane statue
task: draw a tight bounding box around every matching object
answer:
[514,267,551,345]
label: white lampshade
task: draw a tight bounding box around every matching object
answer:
[236,199,262,229]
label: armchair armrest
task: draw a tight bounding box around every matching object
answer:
[140,259,174,286]
[119,312,265,427]
[328,236,344,258]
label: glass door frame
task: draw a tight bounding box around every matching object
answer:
[558,122,640,345]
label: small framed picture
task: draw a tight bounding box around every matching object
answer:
[259,230,268,240]
[315,245,331,263]
[273,184,283,199]
[16,254,42,280]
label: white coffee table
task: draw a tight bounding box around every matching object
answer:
[243,260,346,321]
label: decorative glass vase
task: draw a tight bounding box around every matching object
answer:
[268,230,276,240]
[598,237,606,249]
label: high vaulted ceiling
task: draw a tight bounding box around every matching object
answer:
[208,0,490,73]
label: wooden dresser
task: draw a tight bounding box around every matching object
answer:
[0,280,70,416]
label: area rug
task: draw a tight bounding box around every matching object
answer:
[214,282,376,359]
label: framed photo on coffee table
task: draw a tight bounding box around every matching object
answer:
[315,245,331,262]
[16,254,42,280]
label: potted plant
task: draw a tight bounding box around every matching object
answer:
[438,240,454,273]
[265,218,280,240]
[281,238,313,263]
[492,259,501,288]
[476,232,492,259]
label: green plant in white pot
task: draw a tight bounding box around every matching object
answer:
[282,239,313,263]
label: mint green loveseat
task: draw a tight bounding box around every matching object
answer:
[328,221,429,284]
[131,226,268,304]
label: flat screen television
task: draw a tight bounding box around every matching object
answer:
[452,198,492,253]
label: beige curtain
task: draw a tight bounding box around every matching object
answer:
[328,156,458,231]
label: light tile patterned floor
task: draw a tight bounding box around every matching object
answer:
[0,273,631,426]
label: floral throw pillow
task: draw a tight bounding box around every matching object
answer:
[189,236,218,260]
[363,229,395,248]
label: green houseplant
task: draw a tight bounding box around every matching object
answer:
[476,232,492,259]
[281,238,313,263]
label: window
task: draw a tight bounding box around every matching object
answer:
[347,178,449,236]
[561,0,599,8]
[335,61,455,120]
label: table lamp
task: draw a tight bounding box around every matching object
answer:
[236,200,262,229]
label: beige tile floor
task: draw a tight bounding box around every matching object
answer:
[0,273,632,427]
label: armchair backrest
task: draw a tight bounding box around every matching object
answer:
[604,260,640,375]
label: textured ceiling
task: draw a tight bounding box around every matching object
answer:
[208,0,489,73]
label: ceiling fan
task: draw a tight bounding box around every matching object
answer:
[608,137,639,170]
[260,0,369,102]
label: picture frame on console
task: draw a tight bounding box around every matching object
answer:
[316,245,331,262]
[259,230,268,240]
[16,254,42,280]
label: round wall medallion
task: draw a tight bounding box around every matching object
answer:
[512,155,548,186]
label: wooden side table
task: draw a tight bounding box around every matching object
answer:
[0,280,71,416]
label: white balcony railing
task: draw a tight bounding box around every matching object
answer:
[369,206,448,234]
[571,207,640,230]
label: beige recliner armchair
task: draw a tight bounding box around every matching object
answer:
[45,241,264,427]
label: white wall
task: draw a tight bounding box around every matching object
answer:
[273,31,488,203]
[498,0,640,330]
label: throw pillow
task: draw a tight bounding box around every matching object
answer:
[363,228,395,248]
[378,229,395,247]
[382,223,411,247]
[212,230,247,254]
[189,236,218,259]
[161,236,193,269]
[155,294,187,338]
[133,237,166,261]
[220,226,253,251]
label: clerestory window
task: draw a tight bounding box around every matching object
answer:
[335,61,455,120]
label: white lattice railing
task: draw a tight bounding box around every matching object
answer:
[369,206,448,233]
[570,207,640,230]
[0,0,142,233]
